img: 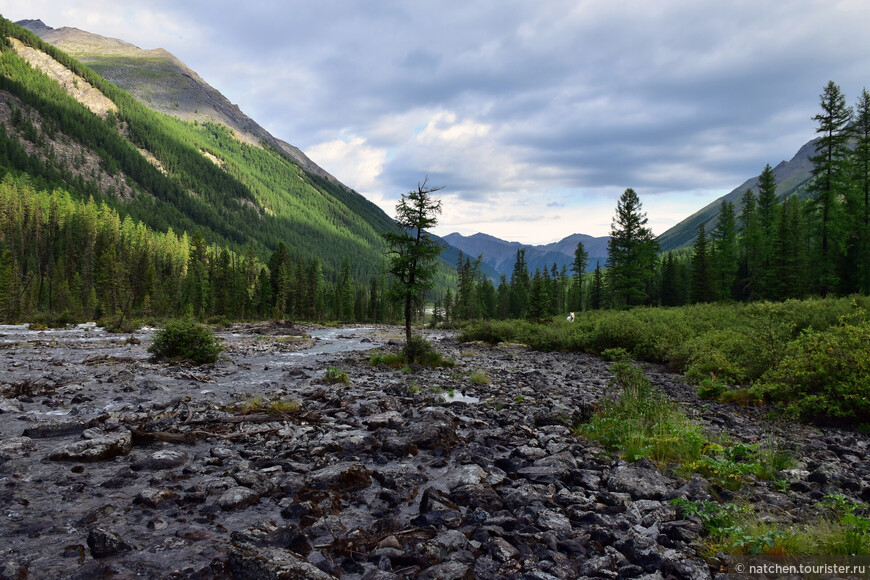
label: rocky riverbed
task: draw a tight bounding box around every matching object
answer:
[0,322,868,579]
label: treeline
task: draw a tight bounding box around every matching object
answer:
[0,175,401,324]
[665,81,870,305]
[443,81,870,322]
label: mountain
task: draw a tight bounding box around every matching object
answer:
[656,138,818,252]
[443,232,609,276]
[15,19,337,185]
[0,17,412,286]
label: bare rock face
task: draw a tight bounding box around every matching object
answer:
[8,38,116,118]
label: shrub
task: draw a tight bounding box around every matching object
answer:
[755,320,870,422]
[148,318,222,364]
[696,377,728,399]
[405,334,454,368]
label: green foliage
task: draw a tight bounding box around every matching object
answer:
[600,347,631,362]
[405,334,454,368]
[323,367,349,385]
[755,318,870,422]
[148,318,221,364]
[696,377,727,399]
[0,17,407,324]
[579,361,707,463]
[461,297,870,424]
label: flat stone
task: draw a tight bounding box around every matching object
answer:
[305,462,371,491]
[0,437,36,460]
[87,527,132,558]
[607,462,674,500]
[48,431,132,462]
[132,449,189,470]
[218,486,260,511]
[23,419,85,439]
[363,410,404,430]
[228,542,335,580]
[443,464,488,490]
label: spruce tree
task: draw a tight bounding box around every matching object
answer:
[852,88,870,294]
[589,261,604,309]
[690,223,716,303]
[606,188,658,307]
[712,200,738,300]
[570,241,588,311]
[737,189,761,300]
[809,81,853,296]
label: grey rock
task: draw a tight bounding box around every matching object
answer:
[607,461,674,500]
[228,541,335,580]
[23,419,85,438]
[87,527,132,558]
[134,487,179,507]
[488,537,519,562]
[305,461,372,491]
[48,430,132,462]
[0,437,36,460]
[217,486,260,510]
[131,449,189,470]
[443,464,488,490]
[418,561,472,579]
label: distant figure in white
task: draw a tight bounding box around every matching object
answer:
[567,312,575,322]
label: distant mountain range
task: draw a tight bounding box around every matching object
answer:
[443,232,609,276]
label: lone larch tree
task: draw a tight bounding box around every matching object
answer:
[382,179,444,362]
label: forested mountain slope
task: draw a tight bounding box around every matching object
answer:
[15,19,339,186]
[0,17,403,286]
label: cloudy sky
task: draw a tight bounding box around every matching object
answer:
[4,1,870,243]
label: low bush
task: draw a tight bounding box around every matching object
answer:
[323,367,349,385]
[460,296,870,423]
[148,318,222,364]
[754,319,870,422]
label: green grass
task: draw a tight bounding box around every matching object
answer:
[672,493,870,557]
[578,360,707,464]
[469,370,491,384]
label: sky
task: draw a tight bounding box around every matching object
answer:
[3,1,870,244]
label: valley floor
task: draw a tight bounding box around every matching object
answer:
[0,323,866,579]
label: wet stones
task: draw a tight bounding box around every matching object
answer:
[304,461,372,491]
[48,429,132,462]
[22,418,85,439]
[86,527,133,558]
[0,437,35,461]
[130,449,189,471]
[228,541,335,580]
[217,486,261,511]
